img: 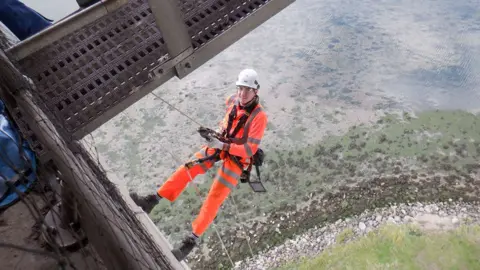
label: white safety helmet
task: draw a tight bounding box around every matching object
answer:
[236,68,260,90]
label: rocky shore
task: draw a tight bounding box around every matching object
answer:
[188,170,480,270]
[234,200,480,270]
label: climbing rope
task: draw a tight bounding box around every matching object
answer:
[228,195,255,257]
[150,92,206,127]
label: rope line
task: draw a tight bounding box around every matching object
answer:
[151,91,206,127]
[228,195,254,257]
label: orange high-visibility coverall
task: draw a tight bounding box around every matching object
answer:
[157,93,268,236]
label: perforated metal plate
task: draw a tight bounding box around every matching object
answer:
[7,0,293,152]
[186,0,270,49]
[14,0,168,136]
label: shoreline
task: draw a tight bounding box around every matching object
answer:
[234,200,480,270]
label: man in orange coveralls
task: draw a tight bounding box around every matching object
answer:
[130,68,268,261]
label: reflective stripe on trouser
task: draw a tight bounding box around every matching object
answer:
[192,157,242,236]
[157,147,217,201]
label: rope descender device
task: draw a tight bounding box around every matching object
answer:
[184,126,267,192]
[184,127,225,169]
[197,126,230,143]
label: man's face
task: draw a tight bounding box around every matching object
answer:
[237,86,257,106]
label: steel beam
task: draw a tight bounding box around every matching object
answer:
[147,0,192,57]
[147,0,194,76]
[71,0,198,138]
[6,0,128,61]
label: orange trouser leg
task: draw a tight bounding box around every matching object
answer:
[192,157,242,236]
[157,147,217,202]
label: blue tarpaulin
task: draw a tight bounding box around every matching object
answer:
[0,0,52,41]
[0,99,37,210]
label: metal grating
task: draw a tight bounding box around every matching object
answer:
[178,0,211,17]
[15,0,169,135]
[10,0,288,142]
[185,0,269,49]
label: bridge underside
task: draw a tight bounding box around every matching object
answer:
[5,0,294,161]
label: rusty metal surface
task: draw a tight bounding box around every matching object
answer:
[10,106,49,159]
[7,0,289,152]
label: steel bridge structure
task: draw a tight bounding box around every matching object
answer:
[6,0,294,161]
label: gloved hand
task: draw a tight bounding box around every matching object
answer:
[206,137,225,150]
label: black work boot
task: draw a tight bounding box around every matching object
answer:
[129,192,160,213]
[172,234,198,261]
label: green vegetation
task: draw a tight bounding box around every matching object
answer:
[335,227,354,243]
[275,224,480,270]
[149,110,480,245]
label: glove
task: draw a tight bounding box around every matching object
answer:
[206,137,226,150]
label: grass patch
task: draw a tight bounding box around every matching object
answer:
[336,227,354,243]
[275,223,480,270]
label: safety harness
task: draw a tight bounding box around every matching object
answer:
[185,96,266,192]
